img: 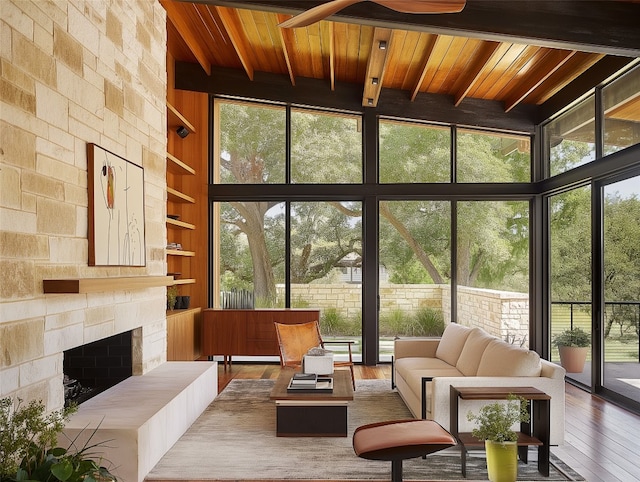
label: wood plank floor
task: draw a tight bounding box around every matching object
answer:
[218,363,640,482]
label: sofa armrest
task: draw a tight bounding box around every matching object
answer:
[394,337,440,359]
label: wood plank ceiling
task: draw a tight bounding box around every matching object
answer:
[161,0,638,117]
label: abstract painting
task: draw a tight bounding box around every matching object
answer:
[87,143,146,266]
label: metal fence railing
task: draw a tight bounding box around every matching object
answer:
[551,301,640,363]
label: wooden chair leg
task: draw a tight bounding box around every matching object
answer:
[349,365,356,390]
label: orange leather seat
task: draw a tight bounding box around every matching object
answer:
[353,419,456,482]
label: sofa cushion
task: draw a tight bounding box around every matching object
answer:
[395,357,462,383]
[435,323,472,366]
[477,339,542,377]
[404,368,464,414]
[455,328,496,376]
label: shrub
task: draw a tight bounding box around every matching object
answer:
[412,307,445,336]
[552,327,590,347]
[0,397,117,481]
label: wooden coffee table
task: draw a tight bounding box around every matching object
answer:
[269,368,354,437]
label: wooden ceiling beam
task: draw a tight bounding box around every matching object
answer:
[410,35,438,102]
[161,0,212,75]
[276,14,296,86]
[362,28,392,107]
[453,41,501,106]
[504,49,577,113]
[214,6,255,80]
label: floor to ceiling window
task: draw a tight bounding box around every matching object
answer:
[212,98,535,363]
[549,186,592,387]
[601,174,640,405]
[542,63,640,412]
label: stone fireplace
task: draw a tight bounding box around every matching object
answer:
[63,331,133,406]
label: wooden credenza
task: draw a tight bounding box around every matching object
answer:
[202,308,320,367]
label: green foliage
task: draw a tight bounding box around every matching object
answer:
[378,308,444,337]
[166,285,178,310]
[552,327,591,347]
[413,307,445,336]
[379,309,410,336]
[467,394,530,443]
[320,308,350,336]
[0,397,117,482]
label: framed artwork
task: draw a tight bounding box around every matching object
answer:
[87,143,146,266]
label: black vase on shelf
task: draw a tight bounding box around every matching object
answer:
[175,296,190,310]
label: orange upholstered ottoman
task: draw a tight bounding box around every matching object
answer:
[353,419,456,482]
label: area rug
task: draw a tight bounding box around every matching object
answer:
[146,379,584,481]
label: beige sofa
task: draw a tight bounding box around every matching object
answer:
[393,322,566,445]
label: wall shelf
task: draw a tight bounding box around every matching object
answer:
[43,276,173,294]
[167,187,195,204]
[173,278,196,285]
[167,102,196,133]
[167,249,195,257]
[167,218,195,230]
[167,152,196,175]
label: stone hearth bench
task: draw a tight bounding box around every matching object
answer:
[62,361,217,482]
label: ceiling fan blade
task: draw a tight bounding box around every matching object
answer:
[279,0,365,28]
[373,0,466,14]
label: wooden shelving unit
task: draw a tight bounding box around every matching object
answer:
[165,48,209,360]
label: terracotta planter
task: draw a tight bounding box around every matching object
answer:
[558,345,588,373]
[485,440,518,482]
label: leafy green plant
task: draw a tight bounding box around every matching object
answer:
[552,327,590,347]
[412,307,445,336]
[166,285,178,310]
[320,307,348,335]
[466,394,530,443]
[0,397,117,482]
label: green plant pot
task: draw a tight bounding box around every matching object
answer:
[485,440,518,482]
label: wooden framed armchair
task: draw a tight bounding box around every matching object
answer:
[274,320,356,390]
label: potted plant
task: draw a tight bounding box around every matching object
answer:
[552,327,590,373]
[0,397,117,482]
[467,394,529,482]
[167,285,178,311]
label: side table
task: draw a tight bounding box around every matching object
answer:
[450,386,551,477]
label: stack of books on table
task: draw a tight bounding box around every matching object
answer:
[287,372,333,392]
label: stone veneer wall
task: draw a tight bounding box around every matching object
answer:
[0,0,168,411]
[289,283,529,342]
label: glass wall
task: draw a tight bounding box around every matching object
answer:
[602,175,640,404]
[603,66,640,154]
[216,100,286,184]
[457,129,531,182]
[378,200,451,358]
[549,187,592,387]
[379,120,450,183]
[291,109,362,183]
[456,201,530,343]
[544,95,596,177]
[216,201,286,308]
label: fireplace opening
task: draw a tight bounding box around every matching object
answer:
[63,331,133,406]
